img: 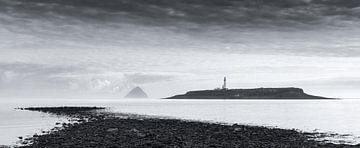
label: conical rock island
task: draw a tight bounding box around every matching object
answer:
[125,87,148,98]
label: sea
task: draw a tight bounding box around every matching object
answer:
[0,98,360,146]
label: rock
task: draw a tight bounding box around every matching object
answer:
[107,128,119,132]
[19,106,357,148]
[129,128,139,133]
[129,128,146,137]
[234,127,242,132]
[137,133,146,137]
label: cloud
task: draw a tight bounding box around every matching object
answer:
[124,72,174,84]
[0,63,84,90]
[0,63,176,96]
[2,0,360,59]
[1,0,360,98]
[2,0,360,28]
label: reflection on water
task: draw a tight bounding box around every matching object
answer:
[0,98,359,145]
[0,105,68,145]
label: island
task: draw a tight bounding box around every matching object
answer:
[164,77,334,99]
[124,86,148,98]
[164,87,334,99]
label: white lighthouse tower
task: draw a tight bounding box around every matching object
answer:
[222,77,227,90]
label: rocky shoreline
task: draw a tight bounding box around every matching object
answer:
[17,107,358,148]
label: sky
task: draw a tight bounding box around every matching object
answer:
[1,0,360,98]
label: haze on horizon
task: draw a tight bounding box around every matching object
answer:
[1,0,360,98]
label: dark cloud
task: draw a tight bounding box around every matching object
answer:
[2,0,360,28]
[2,0,360,58]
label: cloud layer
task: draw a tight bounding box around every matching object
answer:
[3,0,360,27]
[1,0,360,98]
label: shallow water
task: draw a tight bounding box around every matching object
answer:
[0,98,360,145]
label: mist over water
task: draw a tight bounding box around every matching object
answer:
[1,0,360,98]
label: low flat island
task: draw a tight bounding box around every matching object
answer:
[164,87,334,99]
[17,107,357,147]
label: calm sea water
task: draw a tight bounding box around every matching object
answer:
[1,98,360,145]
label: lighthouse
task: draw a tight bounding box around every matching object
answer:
[222,77,227,90]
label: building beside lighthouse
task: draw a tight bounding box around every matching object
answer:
[213,77,228,90]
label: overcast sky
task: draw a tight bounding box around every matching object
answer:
[1,0,360,98]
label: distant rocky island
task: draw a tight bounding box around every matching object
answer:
[164,87,334,99]
[124,86,148,98]
[165,77,334,99]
